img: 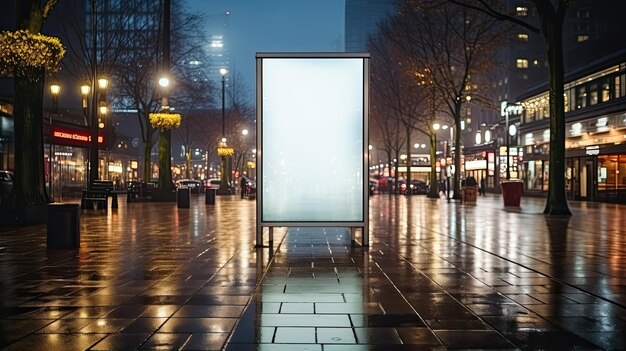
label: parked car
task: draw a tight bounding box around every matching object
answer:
[0,170,13,205]
[205,179,221,190]
[176,179,203,193]
[399,180,429,195]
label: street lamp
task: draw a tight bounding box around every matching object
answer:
[49,80,60,201]
[217,68,232,194]
[88,77,108,188]
[220,68,228,138]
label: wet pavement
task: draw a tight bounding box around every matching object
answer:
[0,193,625,350]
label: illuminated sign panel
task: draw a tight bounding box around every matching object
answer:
[52,127,104,148]
[256,53,369,244]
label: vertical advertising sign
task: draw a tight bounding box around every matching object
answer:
[256,53,369,245]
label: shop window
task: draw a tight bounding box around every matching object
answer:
[517,33,529,41]
[601,82,611,102]
[576,86,587,109]
[589,83,598,105]
[577,34,589,42]
[526,160,543,191]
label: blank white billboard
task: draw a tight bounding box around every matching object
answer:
[258,55,366,223]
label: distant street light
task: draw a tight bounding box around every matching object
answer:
[49,80,60,201]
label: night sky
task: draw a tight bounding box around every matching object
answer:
[186,0,345,91]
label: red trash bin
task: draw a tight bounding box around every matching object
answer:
[500,181,523,207]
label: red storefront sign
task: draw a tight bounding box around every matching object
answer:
[51,127,104,148]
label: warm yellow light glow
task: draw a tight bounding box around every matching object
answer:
[98,78,108,90]
[80,84,90,96]
[0,30,65,79]
[50,83,60,95]
[433,123,440,130]
[158,77,169,87]
[149,112,182,130]
[99,105,107,115]
[242,129,248,136]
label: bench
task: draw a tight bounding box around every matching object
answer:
[127,181,154,202]
[81,180,115,210]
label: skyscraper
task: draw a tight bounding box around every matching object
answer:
[345,0,395,52]
[203,11,231,105]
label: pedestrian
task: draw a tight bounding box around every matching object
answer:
[240,176,247,199]
[480,178,487,196]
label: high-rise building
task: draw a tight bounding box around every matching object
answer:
[345,0,395,52]
[203,11,231,105]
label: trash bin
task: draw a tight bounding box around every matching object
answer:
[177,187,190,208]
[205,188,216,205]
[463,186,477,202]
[47,203,80,249]
[501,181,523,207]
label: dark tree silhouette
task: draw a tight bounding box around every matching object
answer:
[448,0,572,215]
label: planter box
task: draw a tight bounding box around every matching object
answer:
[500,181,523,207]
[462,186,477,202]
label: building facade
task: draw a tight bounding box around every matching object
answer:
[518,50,626,204]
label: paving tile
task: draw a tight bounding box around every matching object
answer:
[434,330,517,349]
[274,327,316,343]
[179,332,230,350]
[89,332,151,350]
[316,327,357,344]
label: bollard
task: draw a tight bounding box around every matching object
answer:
[205,188,216,205]
[177,187,190,208]
[47,203,80,249]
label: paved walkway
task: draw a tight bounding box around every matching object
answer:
[0,193,625,350]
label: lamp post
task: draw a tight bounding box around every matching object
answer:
[217,68,232,194]
[88,77,108,189]
[500,100,511,180]
[220,68,227,138]
[434,123,454,201]
[49,81,60,201]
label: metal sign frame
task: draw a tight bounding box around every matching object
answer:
[255,52,370,247]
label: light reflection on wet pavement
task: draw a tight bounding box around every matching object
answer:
[1,194,625,350]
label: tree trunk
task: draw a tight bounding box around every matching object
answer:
[452,102,462,200]
[543,13,571,216]
[158,130,173,191]
[405,127,411,194]
[12,74,49,206]
[143,133,152,182]
[427,133,439,198]
[185,148,191,179]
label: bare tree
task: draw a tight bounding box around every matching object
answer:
[448,0,572,215]
[3,0,61,210]
[369,41,408,193]
[225,71,255,180]
[384,0,507,199]
[173,62,215,179]
[369,34,431,194]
